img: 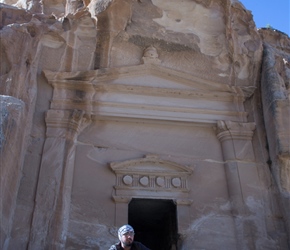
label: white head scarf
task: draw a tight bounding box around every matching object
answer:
[118,225,134,241]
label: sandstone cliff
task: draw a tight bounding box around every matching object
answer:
[1,0,290,249]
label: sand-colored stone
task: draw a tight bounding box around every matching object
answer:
[1,0,290,249]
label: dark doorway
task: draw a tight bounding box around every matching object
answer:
[128,198,178,250]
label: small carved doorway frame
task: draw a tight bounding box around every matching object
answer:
[110,154,193,234]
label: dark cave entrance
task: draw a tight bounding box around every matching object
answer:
[128,198,178,250]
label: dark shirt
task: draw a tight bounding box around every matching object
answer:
[109,241,150,250]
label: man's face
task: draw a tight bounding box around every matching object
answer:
[120,231,134,247]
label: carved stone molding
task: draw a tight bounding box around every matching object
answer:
[112,196,193,206]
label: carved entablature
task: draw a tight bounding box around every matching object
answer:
[44,62,250,125]
[110,155,193,202]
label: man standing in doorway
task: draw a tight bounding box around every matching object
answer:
[109,224,150,250]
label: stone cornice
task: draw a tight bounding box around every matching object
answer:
[95,84,237,101]
[50,100,247,123]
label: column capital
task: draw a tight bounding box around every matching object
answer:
[216,120,256,142]
[45,109,91,139]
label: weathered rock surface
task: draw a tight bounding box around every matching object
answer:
[259,28,290,244]
[0,0,290,249]
[0,96,25,249]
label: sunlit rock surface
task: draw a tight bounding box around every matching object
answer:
[0,0,290,249]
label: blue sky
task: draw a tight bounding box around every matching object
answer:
[240,0,290,36]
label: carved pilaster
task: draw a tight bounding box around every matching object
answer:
[28,109,91,250]
[216,120,256,214]
[216,120,257,250]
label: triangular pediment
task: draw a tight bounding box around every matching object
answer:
[44,63,236,94]
[110,154,192,175]
[92,63,234,94]
[110,155,192,196]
